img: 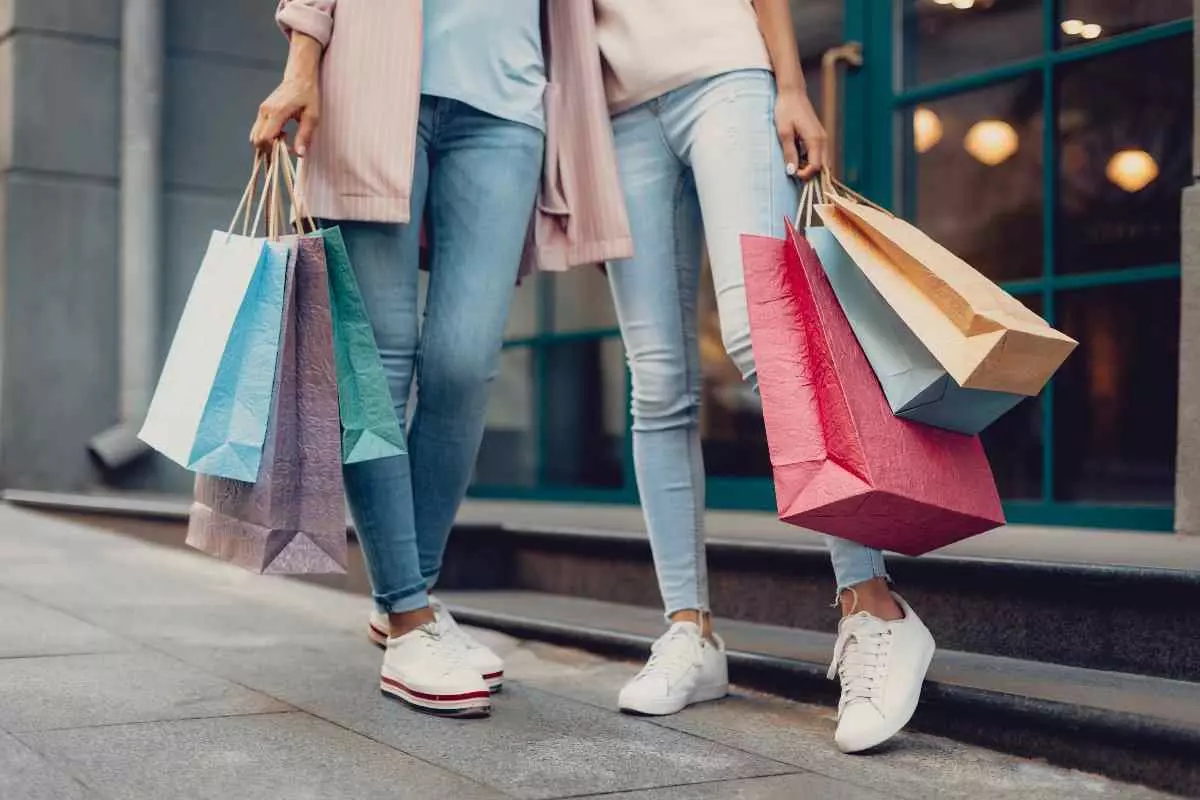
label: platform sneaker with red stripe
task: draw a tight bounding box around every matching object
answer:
[370,596,505,692]
[380,619,492,718]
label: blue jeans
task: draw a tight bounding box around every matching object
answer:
[606,70,888,615]
[338,97,544,614]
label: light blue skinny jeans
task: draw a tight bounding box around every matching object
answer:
[606,70,889,615]
[337,97,544,614]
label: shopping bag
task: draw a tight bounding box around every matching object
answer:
[322,226,407,463]
[282,150,406,464]
[140,155,290,481]
[187,236,348,574]
[817,189,1076,396]
[800,182,1025,433]
[740,224,1005,555]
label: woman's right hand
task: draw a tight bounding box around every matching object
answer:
[250,33,323,155]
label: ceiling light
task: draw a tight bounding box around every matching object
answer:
[1060,19,1085,35]
[965,120,1019,166]
[913,108,944,154]
[933,0,954,4]
[952,0,976,8]
[1081,23,1102,39]
[1106,149,1159,192]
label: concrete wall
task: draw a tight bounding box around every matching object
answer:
[0,0,283,493]
[1176,6,1200,533]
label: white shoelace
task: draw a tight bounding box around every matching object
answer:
[634,625,703,687]
[430,599,484,655]
[397,621,460,677]
[827,615,893,713]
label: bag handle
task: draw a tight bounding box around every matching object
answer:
[275,140,317,234]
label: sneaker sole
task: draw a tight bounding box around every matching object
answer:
[371,622,505,693]
[619,681,729,717]
[380,673,492,718]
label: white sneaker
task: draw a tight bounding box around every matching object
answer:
[380,620,492,718]
[618,622,729,716]
[369,597,504,692]
[827,593,935,753]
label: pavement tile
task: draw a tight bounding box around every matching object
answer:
[0,589,129,659]
[19,711,505,800]
[644,692,1176,800]
[165,642,796,800]
[505,651,1178,800]
[0,651,290,732]
[571,773,887,799]
[0,730,99,800]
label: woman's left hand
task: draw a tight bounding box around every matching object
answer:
[775,89,827,181]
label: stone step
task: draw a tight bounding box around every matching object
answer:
[436,521,1200,682]
[439,590,1200,798]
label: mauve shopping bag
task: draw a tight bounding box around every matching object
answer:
[740,225,1005,556]
[187,237,348,574]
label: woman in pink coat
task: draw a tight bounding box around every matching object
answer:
[251,0,630,719]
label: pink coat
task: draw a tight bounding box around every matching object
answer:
[275,0,633,272]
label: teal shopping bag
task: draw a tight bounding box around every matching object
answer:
[321,225,407,463]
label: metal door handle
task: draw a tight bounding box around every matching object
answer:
[821,42,864,175]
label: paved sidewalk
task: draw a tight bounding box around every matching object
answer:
[0,506,1176,799]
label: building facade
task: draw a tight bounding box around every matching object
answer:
[0,0,1194,533]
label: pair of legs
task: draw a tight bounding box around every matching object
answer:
[339,97,544,636]
[606,69,895,622]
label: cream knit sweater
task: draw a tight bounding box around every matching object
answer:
[594,0,773,114]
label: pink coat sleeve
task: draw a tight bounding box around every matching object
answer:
[276,0,335,48]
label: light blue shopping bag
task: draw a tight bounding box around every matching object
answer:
[140,233,290,481]
[807,224,1024,435]
[141,154,292,481]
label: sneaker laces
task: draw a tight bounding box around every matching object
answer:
[398,620,461,677]
[827,614,892,713]
[634,624,703,687]
[429,598,484,655]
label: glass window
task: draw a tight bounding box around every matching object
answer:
[904,74,1045,282]
[697,264,770,478]
[1053,281,1180,504]
[551,266,618,333]
[1056,36,1193,274]
[505,277,541,338]
[541,337,627,488]
[1058,0,1191,47]
[903,0,1042,87]
[475,347,536,487]
[980,292,1045,500]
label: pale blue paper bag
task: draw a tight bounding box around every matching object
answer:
[140,232,290,480]
[807,225,1023,435]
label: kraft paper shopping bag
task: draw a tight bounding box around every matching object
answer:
[818,188,1076,397]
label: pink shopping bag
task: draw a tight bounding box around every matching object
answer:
[740,225,1005,555]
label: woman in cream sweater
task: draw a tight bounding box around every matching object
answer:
[596,0,936,753]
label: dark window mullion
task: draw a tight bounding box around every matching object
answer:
[1040,0,1058,505]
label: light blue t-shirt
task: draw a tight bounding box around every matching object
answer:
[422,1,546,132]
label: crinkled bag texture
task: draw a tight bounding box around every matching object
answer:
[321,226,408,464]
[740,225,1004,556]
[188,238,348,574]
[139,233,290,481]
